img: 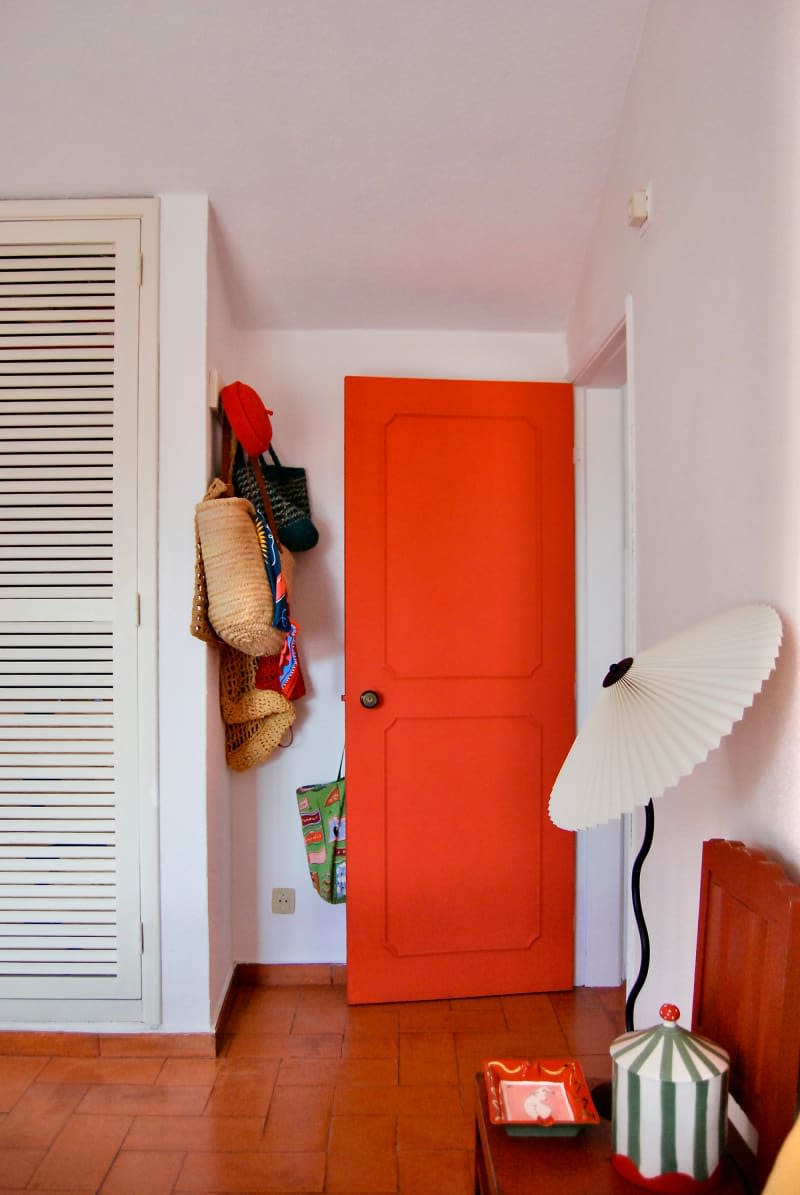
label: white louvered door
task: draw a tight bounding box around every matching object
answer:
[0,214,154,1010]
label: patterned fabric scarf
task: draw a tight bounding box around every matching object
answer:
[233,447,290,631]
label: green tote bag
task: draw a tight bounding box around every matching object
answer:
[296,754,345,904]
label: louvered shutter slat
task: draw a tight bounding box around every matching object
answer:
[1,420,113,435]
[0,327,113,342]
[0,535,112,548]
[0,360,113,375]
[0,884,114,896]
[0,591,111,602]
[2,484,112,496]
[1,510,112,525]
[1,667,110,683]
[0,548,112,563]
[0,798,113,812]
[0,589,112,601]
[1,461,112,475]
[0,787,115,801]
[0,702,112,718]
[0,725,113,740]
[0,910,114,922]
[0,245,114,260]
[0,296,113,310]
[0,279,115,295]
[0,962,116,973]
[0,544,112,558]
[0,746,112,761]
[0,505,112,519]
[2,399,112,416]
[0,857,115,873]
[4,426,112,438]
[0,266,114,280]
[2,420,111,431]
[0,631,112,648]
[0,821,113,833]
[5,457,113,467]
[0,347,113,360]
[1,564,112,577]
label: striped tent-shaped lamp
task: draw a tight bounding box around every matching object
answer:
[611,1003,729,1192]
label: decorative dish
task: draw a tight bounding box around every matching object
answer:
[482,1057,600,1137]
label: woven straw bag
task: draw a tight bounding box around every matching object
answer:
[219,644,295,770]
[191,478,224,644]
[195,490,286,658]
[192,481,295,649]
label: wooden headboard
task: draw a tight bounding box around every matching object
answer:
[692,839,800,1189]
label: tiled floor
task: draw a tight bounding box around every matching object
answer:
[0,981,624,1194]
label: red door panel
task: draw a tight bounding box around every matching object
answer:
[344,377,575,1004]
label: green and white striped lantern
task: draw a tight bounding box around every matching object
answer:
[611,1004,729,1193]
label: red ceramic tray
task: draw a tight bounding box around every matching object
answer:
[482,1058,600,1137]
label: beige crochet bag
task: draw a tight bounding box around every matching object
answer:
[218,644,295,770]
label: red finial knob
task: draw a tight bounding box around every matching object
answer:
[659,1003,680,1023]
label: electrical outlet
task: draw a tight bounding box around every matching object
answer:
[271,887,295,915]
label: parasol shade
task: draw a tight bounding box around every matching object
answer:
[549,603,783,831]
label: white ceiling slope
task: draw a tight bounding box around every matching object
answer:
[3,0,649,331]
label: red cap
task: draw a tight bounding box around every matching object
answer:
[220,381,273,455]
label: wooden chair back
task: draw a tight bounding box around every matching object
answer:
[692,839,800,1190]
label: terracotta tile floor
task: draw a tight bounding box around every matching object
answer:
[0,982,625,1194]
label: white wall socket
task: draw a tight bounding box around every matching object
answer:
[271,887,296,914]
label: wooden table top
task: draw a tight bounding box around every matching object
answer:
[474,1076,747,1195]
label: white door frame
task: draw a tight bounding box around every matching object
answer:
[572,297,637,986]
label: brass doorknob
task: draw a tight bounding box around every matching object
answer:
[359,690,380,709]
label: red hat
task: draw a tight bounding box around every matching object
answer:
[220,381,273,455]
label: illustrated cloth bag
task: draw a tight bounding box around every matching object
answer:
[296,756,345,903]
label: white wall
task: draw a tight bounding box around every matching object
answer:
[224,331,567,965]
[568,0,800,1027]
[205,214,243,1021]
[574,386,627,987]
[158,196,214,1030]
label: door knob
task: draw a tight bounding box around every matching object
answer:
[359,690,380,709]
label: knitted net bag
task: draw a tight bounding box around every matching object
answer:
[218,644,295,770]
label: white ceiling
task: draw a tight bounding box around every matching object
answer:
[3,0,650,331]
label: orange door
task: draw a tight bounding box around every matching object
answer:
[344,377,575,1004]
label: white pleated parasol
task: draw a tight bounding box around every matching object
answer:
[549,603,783,831]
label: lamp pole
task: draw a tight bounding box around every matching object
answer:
[625,798,655,1031]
